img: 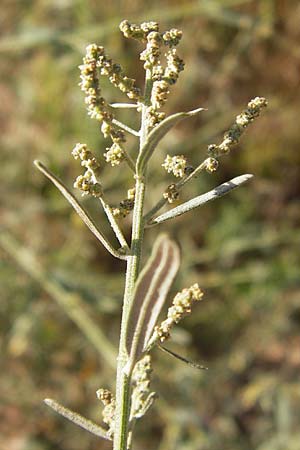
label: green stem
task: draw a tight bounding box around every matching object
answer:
[113,73,152,450]
[113,177,145,450]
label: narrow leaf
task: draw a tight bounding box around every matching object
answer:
[158,345,208,370]
[44,398,111,440]
[125,235,180,372]
[136,107,205,174]
[148,174,253,226]
[34,160,126,260]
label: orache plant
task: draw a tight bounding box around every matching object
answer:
[34,19,267,450]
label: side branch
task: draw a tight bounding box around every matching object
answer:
[99,197,129,251]
[34,160,127,260]
[110,103,138,109]
[112,118,140,137]
[147,174,253,227]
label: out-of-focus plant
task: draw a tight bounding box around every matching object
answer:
[34,19,267,450]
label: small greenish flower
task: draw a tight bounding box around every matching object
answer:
[205,157,219,173]
[104,143,124,166]
[162,154,187,178]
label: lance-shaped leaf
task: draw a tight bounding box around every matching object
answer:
[136,107,205,175]
[44,398,111,440]
[147,174,253,227]
[34,160,126,260]
[125,235,180,372]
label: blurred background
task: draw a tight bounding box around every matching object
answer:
[1,1,300,449]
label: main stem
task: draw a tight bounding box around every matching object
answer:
[113,73,152,450]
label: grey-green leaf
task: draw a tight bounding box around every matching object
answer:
[136,107,205,174]
[147,174,253,226]
[34,160,125,260]
[125,234,180,372]
[44,398,111,440]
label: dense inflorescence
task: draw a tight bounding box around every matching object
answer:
[72,143,103,198]
[97,388,116,438]
[151,284,204,344]
[208,97,268,157]
[130,355,156,420]
[119,20,185,128]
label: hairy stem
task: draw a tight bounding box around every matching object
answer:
[113,72,152,450]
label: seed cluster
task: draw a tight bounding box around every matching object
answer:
[208,97,268,157]
[130,355,156,420]
[97,388,116,438]
[151,284,204,344]
[72,143,103,198]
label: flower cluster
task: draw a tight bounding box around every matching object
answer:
[208,97,268,157]
[150,49,184,127]
[119,20,159,42]
[162,29,183,47]
[162,154,188,178]
[112,187,135,218]
[72,143,103,198]
[120,20,184,128]
[104,142,124,166]
[79,44,125,143]
[130,355,156,420]
[151,284,204,344]
[97,388,116,438]
[140,31,162,69]
[96,50,141,102]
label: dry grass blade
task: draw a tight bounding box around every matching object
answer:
[0,230,117,368]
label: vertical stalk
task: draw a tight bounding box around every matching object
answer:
[113,73,152,450]
[113,177,145,450]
